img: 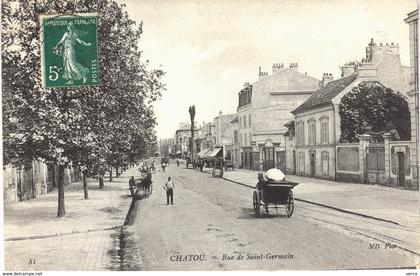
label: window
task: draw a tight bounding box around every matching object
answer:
[320,118,329,144]
[234,130,238,144]
[248,114,251,127]
[298,152,305,172]
[243,116,247,128]
[321,152,329,175]
[249,132,252,145]
[244,132,247,145]
[296,121,305,146]
[239,117,242,128]
[240,133,243,146]
[308,120,316,145]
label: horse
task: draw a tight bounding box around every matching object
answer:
[142,172,153,197]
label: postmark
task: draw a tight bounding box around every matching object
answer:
[40,13,99,88]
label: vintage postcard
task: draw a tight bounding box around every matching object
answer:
[1,0,419,274]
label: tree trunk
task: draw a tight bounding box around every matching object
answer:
[83,172,88,199]
[57,164,66,217]
[109,168,113,182]
[116,166,119,177]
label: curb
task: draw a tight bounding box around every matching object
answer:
[204,172,403,226]
[5,225,122,242]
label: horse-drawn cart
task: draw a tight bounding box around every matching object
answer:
[212,157,224,178]
[252,178,298,217]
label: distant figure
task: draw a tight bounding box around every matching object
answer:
[143,172,152,196]
[177,159,180,167]
[129,176,135,197]
[161,161,167,172]
[163,176,175,205]
[98,174,104,189]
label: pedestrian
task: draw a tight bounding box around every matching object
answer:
[177,158,180,167]
[129,176,135,197]
[163,176,175,205]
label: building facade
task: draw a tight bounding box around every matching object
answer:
[195,122,215,156]
[4,161,80,208]
[174,122,198,158]
[292,40,414,188]
[213,111,236,160]
[237,63,320,170]
[405,9,419,189]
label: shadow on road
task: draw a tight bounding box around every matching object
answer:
[237,207,290,220]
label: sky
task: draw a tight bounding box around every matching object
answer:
[116,0,418,139]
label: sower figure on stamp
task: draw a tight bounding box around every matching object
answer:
[163,176,175,205]
[53,22,92,85]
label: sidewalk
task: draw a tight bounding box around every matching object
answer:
[4,166,137,271]
[201,167,419,228]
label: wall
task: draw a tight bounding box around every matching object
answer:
[3,162,80,208]
[405,10,419,189]
[386,140,417,190]
[336,144,361,183]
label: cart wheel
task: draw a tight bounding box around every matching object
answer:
[286,190,294,217]
[253,191,260,217]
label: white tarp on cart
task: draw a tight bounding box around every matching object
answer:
[265,168,285,182]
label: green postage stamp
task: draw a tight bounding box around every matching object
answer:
[40,13,99,88]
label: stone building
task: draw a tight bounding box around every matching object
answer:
[228,116,240,168]
[237,63,320,170]
[284,121,296,174]
[291,39,413,188]
[174,122,198,158]
[405,9,419,189]
[213,111,236,159]
[195,122,215,157]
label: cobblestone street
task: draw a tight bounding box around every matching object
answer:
[121,165,419,270]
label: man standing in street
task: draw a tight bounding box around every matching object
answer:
[163,176,175,205]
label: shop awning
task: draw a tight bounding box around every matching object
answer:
[197,148,211,157]
[208,147,222,157]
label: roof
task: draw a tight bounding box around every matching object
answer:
[292,74,358,114]
[208,147,222,157]
[197,148,211,157]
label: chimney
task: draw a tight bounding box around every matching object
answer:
[341,63,356,77]
[272,63,284,74]
[289,62,298,71]
[258,66,269,80]
[321,73,334,86]
[357,62,377,78]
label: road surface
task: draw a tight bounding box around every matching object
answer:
[120,164,419,270]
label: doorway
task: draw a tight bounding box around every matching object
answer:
[397,152,405,187]
[310,152,315,177]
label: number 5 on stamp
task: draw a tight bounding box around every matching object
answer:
[40,13,99,88]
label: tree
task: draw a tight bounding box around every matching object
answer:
[339,82,410,143]
[2,0,164,217]
[188,105,196,160]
